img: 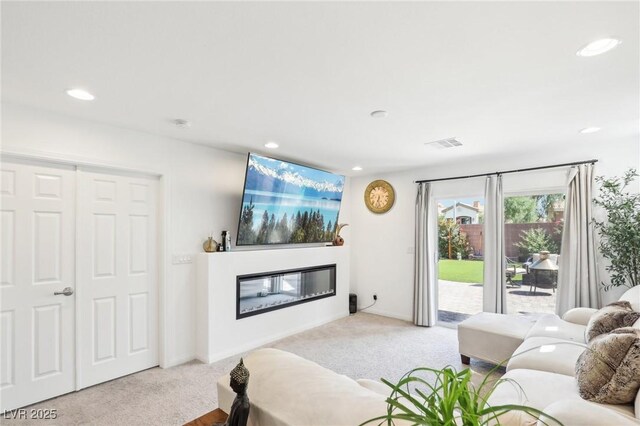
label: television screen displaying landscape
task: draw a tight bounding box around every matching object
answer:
[237,153,345,246]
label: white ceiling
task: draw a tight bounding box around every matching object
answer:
[2,1,638,174]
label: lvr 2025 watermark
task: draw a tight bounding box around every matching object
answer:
[3,409,58,420]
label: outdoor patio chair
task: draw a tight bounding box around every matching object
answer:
[505,257,527,288]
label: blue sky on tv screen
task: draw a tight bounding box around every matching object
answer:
[248,153,344,196]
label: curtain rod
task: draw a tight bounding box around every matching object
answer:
[415,159,598,184]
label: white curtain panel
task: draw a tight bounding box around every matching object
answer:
[413,182,438,326]
[556,164,600,315]
[483,174,507,313]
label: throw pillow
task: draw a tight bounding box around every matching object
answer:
[575,327,640,404]
[585,301,640,342]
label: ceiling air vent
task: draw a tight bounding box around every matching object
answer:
[424,138,463,149]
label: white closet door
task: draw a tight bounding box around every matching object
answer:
[1,160,76,411]
[77,170,158,388]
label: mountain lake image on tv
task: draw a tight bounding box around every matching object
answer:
[237,153,345,246]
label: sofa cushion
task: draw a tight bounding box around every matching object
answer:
[562,307,598,326]
[525,314,586,342]
[487,369,634,426]
[619,286,640,312]
[539,399,640,426]
[585,301,640,342]
[507,336,586,376]
[576,327,640,404]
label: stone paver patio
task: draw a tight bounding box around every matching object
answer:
[437,279,556,324]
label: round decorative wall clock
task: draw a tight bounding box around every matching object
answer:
[364,180,395,214]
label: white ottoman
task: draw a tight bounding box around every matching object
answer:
[457,312,537,366]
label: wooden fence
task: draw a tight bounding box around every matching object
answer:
[459,222,562,259]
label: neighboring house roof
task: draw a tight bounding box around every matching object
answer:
[441,202,481,214]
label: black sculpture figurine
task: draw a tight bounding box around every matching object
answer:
[224,358,250,426]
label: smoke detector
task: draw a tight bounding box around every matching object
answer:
[424,138,463,149]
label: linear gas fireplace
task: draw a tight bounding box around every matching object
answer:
[237,264,336,319]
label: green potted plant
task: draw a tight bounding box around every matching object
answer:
[593,169,640,290]
[360,364,562,426]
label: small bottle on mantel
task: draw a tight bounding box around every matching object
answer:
[225,232,232,251]
[221,231,228,251]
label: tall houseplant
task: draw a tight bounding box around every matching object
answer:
[593,169,640,290]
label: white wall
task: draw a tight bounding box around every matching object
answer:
[3,100,633,360]
[349,138,640,321]
[0,105,248,365]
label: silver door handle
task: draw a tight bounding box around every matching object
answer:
[54,287,74,296]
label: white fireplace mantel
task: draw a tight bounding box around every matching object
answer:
[196,246,350,363]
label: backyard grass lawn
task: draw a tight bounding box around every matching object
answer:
[438,259,484,283]
[438,259,524,283]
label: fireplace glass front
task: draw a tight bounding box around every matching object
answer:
[237,264,336,319]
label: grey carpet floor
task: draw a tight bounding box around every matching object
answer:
[2,313,498,425]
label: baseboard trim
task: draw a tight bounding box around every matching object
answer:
[363,308,413,322]
[165,354,199,368]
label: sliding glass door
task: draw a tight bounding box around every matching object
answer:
[435,192,565,323]
[503,193,564,315]
[427,165,571,324]
[437,197,485,324]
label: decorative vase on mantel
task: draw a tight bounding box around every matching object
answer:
[203,236,218,253]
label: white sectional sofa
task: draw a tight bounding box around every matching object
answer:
[486,286,640,425]
[217,287,640,426]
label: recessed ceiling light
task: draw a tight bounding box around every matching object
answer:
[352,166,363,171]
[576,38,621,57]
[264,142,279,149]
[370,110,388,118]
[172,119,191,128]
[66,88,95,101]
[579,127,601,134]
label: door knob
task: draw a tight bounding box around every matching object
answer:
[54,287,74,296]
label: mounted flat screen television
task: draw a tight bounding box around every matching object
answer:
[236,153,345,246]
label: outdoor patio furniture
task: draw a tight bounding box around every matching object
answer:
[527,251,559,294]
[529,271,558,293]
[527,271,557,294]
[505,257,527,288]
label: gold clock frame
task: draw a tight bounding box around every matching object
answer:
[364,180,395,214]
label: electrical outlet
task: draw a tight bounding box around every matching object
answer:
[373,294,378,301]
